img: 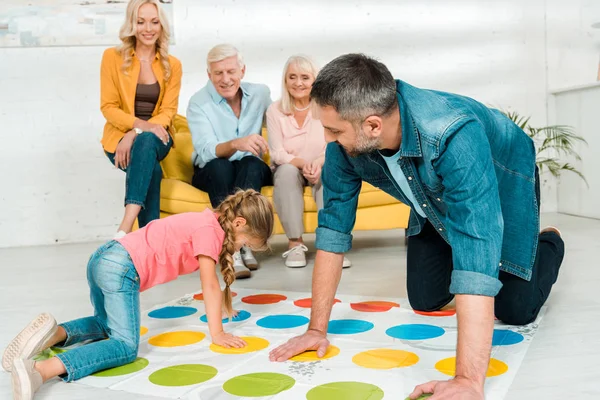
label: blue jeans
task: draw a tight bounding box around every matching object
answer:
[105,132,172,228]
[191,156,273,208]
[56,241,140,381]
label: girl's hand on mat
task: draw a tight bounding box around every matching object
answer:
[269,329,329,362]
[212,332,247,349]
[222,309,239,319]
[114,130,136,169]
[409,377,483,400]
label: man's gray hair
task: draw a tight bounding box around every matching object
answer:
[310,53,397,124]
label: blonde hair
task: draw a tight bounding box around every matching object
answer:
[206,43,245,71]
[118,0,172,80]
[280,54,320,115]
[216,190,274,316]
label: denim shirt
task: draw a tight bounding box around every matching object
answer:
[187,81,271,168]
[316,80,539,297]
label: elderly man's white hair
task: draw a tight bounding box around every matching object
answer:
[206,43,245,70]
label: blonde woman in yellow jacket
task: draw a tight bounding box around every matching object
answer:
[101,0,182,237]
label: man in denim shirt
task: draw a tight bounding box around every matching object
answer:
[187,44,273,278]
[270,54,565,399]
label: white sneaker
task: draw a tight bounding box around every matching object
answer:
[2,313,57,373]
[343,257,352,269]
[233,251,251,279]
[12,358,43,400]
[283,245,308,268]
[113,230,127,239]
[240,246,258,270]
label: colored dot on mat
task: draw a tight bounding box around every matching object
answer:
[492,329,524,346]
[93,358,149,377]
[223,373,295,396]
[148,364,217,387]
[306,381,384,400]
[352,349,419,369]
[294,298,341,308]
[194,291,237,301]
[386,324,445,340]
[350,301,400,312]
[140,326,148,336]
[413,309,456,317]
[256,315,309,329]
[435,357,508,377]
[327,319,374,335]
[200,310,251,324]
[242,293,287,304]
[405,395,432,400]
[148,306,197,319]
[210,336,269,354]
[33,347,67,362]
[290,345,340,362]
[148,331,206,348]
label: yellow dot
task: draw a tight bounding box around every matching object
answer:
[148,331,206,347]
[290,346,340,362]
[210,336,269,354]
[352,349,419,369]
[140,326,148,336]
[435,357,508,377]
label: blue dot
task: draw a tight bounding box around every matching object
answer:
[148,306,197,319]
[256,315,309,329]
[327,319,374,335]
[386,324,445,340]
[200,310,251,324]
[492,329,524,346]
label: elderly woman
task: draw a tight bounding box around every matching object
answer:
[267,55,351,268]
[100,0,182,238]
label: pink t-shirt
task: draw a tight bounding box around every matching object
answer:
[117,210,225,292]
[266,101,326,166]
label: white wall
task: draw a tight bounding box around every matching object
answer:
[0,0,590,247]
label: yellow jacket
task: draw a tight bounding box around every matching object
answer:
[100,47,182,153]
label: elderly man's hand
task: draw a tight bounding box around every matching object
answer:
[233,134,269,156]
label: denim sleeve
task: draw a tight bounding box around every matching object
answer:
[187,99,218,166]
[315,143,362,254]
[434,120,504,297]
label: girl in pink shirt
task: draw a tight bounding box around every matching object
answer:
[4,190,273,400]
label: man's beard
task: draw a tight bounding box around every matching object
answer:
[346,129,382,157]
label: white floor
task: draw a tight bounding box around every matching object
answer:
[1,212,599,399]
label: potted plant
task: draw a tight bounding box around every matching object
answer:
[502,111,588,186]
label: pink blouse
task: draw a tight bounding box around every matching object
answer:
[266,101,326,166]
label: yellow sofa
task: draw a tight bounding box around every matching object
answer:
[159,115,410,235]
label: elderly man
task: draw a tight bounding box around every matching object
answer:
[269,54,564,399]
[187,44,272,278]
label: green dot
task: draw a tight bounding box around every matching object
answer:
[149,364,217,387]
[306,381,384,400]
[405,395,432,400]
[93,357,149,377]
[33,347,67,361]
[223,372,295,397]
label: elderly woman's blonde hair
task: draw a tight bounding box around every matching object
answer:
[280,55,320,116]
[118,0,172,79]
[206,44,245,71]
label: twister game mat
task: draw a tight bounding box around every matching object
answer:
[45,288,543,399]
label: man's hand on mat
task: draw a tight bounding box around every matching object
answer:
[409,377,483,400]
[211,332,247,349]
[269,329,329,361]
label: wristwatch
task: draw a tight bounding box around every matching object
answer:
[134,127,143,135]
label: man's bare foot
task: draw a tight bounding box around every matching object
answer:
[541,226,562,237]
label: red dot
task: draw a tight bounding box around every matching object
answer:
[294,298,341,308]
[194,291,237,301]
[242,294,287,305]
[413,309,456,317]
[350,301,400,312]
